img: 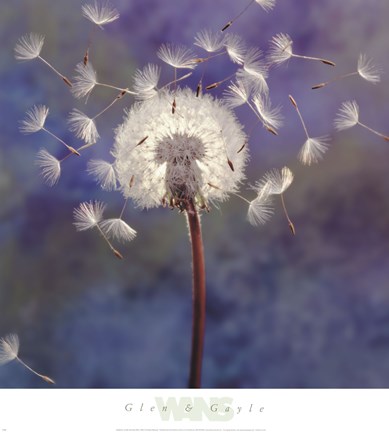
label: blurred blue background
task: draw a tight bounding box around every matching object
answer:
[1,0,389,388]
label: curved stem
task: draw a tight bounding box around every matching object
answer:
[186,200,206,388]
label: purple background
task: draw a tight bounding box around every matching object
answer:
[1,0,389,388]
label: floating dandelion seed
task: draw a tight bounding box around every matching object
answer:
[0,334,55,384]
[15,33,72,86]
[253,167,295,233]
[20,105,80,155]
[239,47,269,95]
[221,0,276,31]
[194,29,225,53]
[252,93,283,131]
[100,218,137,243]
[247,184,274,226]
[298,136,330,166]
[14,33,44,61]
[133,63,161,100]
[87,159,117,191]
[82,0,119,28]
[71,62,98,99]
[289,95,330,165]
[19,104,48,134]
[157,43,196,69]
[312,53,381,89]
[268,33,335,67]
[334,100,360,131]
[68,109,100,144]
[334,100,389,141]
[35,148,61,186]
[73,201,127,258]
[224,79,252,108]
[224,34,247,65]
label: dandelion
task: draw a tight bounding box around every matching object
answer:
[112,88,248,210]
[289,95,330,165]
[20,105,80,155]
[15,33,72,86]
[312,53,381,89]
[221,0,276,31]
[0,333,55,384]
[268,33,335,67]
[334,100,389,141]
[35,148,61,186]
[82,0,119,28]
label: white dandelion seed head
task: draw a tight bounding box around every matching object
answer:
[133,63,161,100]
[68,109,100,144]
[35,148,61,187]
[87,159,117,191]
[357,53,381,84]
[100,218,137,243]
[252,93,283,130]
[112,88,248,210]
[255,0,276,12]
[82,0,119,28]
[224,33,247,65]
[14,33,44,61]
[298,136,330,166]
[268,33,293,66]
[19,104,49,134]
[157,43,196,69]
[194,29,225,53]
[73,201,106,231]
[334,100,360,131]
[71,62,98,100]
[247,184,274,226]
[260,166,294,195]
[0,333,19,366]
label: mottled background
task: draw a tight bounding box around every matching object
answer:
[1,0,389,388]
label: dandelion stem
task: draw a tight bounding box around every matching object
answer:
[186,199,206,389]
[38,56,72,86]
